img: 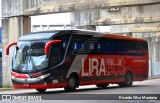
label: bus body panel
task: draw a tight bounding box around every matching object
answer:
[9,30,148,89]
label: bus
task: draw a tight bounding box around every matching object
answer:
[6,30,148,92]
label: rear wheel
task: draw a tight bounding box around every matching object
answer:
[96,84,108,88]
[118,72,133,87]
[64,75,77,92]
[36,89,46,93]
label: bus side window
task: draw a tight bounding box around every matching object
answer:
[88,41,101,54]
[123,41,147,56]
[54,35,70,60]
[116,40,127,55]
[71,40,88,54]
[72,42,81,53]
[89,43,94,54]
[116,40,147,56]
[101,39,116,55]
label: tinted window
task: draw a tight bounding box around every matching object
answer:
[116,40,148,56]
[70,36,148,56]
[100,39,148,56]
[50,44,61,67]
[88,41,101,54]
[101,39,116,55]
[71,35,92,54]
[49,35,71,67]
[53,35,71,59]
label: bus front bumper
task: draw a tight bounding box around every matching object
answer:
[11,73,50,84]
[11,73,68,89]
[12,83,68,89]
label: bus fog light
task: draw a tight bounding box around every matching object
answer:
[39,75,45,79]
[11,76,15,79]
[38,73,50,80]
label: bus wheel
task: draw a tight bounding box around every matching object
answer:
[36,89,46,93]
[64,75,77,92]
[124,72,133,86]
[96,84,108,88]
[118,83,125,87]
[119,72,133,87]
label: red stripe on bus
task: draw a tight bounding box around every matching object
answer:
[12,77,146,89]
[12,83,68,89]
[11,71,29,78]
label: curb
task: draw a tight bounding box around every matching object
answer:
[148,76,160,80]
[0,88,15,91]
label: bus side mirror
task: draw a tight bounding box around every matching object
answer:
[45,40,62,55]
[6,42,17,55]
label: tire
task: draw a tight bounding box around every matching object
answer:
[118,83,125,87]
[118,72,133,87]
[64,75,77,92]
[96,84,108,88]
[36,89,47,93]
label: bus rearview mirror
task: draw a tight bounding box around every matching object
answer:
[6,42,17,55]
[45,40,62,55]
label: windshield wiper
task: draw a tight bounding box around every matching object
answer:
[17,51,28,72]
[28,49,32,63]
[27,49,36,71]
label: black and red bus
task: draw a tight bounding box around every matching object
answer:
[6,30,148,92]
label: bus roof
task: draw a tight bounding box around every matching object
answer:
[19,30,102,41]
[18,30,147,42]
[103,34,147,42]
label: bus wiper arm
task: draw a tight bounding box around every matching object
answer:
[17,52,28,71]
[28,49,36,71]
[28,49,32,63]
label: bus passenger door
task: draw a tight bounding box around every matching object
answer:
[49,44,61,67]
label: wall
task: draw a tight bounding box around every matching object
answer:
[0,27,1,87]
[0,0,2,87]
[71,3,160,78]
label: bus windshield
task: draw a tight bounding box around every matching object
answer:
[12,41,48,72]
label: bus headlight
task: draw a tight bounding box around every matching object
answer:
[38,73,50,80]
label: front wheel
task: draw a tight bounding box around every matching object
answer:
[36,89,47,93]
[118,72,133,87]
[64,76,77,92]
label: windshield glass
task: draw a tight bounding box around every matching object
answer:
[12,41,48,72]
